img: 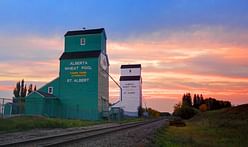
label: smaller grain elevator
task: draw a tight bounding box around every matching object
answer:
[120,64,142,117]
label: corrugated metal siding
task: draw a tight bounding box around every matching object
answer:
[98,60,109,117]
[121,80,141,112]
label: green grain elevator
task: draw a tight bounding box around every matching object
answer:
[25,28,109,120]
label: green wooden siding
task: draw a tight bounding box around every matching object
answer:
[25,92,44,115]
[59,58,99,120]
[65,34,103,52]
[4,103,12,116]
[101,33,106,53]
[39,77,60,97]
[43,98,60,118]
[25,92,60,117]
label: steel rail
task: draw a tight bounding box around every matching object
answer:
[0,118,164,147]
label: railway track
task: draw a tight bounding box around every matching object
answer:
[0,118,166,147]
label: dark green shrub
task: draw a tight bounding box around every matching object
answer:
[173,106,198,119]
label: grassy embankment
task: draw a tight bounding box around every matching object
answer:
[0,116,145,133]
[153,104,248,146]
[0,116,104,133]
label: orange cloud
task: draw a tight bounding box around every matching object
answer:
[0,60,59,82]
[1,26,248,112]
[0,85,13,91]
[107,25,248,111]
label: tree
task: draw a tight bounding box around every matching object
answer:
[147,107,160,118]
[13,79,35,98]
[223,101,231,107]
[193,94,197,108]
[180,92,231,113]
[199,94,204,105]
[28,84,33,95]
[182,93,192,107]
[204,97,231,110]
[20,79,25,97]
[173,102,182,115]
[138,106,143,117]
[13,81,21,97]
[21,84,27,97]
[199,104,208,112]
[173,104,198,119]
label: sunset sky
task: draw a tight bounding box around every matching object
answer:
[0,0,248,112]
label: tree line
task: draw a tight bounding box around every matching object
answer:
[173,93,231,119]
[182,93,231,111]
[13,79,37,98]
[138,106,160,118]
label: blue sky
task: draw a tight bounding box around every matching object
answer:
[0,0,248,112]
[1,0,247,38]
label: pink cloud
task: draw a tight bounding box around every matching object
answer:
[0,35,63,51]
[1,26,248,111]
[107,25,248,109]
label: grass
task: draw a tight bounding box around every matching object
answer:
[0,116,146,133]
[0,116,105,133]
[153,104,248,147]
[118,117,145,124]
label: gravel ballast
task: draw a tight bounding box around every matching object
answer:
[61,119,168,147]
